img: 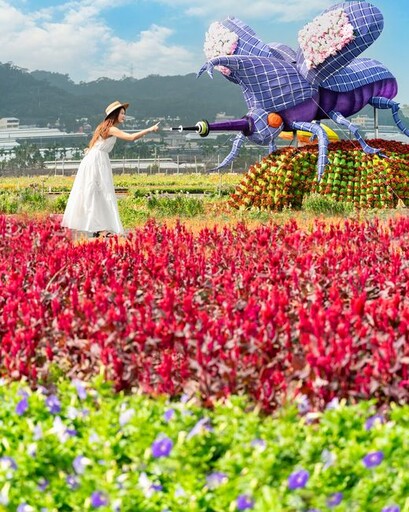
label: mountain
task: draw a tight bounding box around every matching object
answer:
[0,62,407,133]
[0,63,246,131]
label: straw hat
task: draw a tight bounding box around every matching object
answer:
[105,100,129,118]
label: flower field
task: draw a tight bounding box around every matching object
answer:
[1,215,409,407]
[1,212,409,511]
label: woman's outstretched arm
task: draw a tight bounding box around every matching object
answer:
[109,122,160,141]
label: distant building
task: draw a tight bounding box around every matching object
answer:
[214,112,236,122]
[0,117,87,150]
[350,114,373,129]
[0,117,20,129]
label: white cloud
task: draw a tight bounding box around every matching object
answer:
[88,25,197,80]
[0,0,196,82]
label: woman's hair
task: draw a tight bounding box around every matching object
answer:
[88,107,125,149]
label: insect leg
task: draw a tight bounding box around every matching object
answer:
[328,110,386,157]
[210,133,246,171]
[269,139,278,154]
[291,121,329,181]
[369,97,409,137]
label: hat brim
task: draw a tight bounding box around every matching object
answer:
[105,102,129,119]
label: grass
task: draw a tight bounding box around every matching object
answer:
[0,173,407,232]
[302,192,355,216]
[0,172,241,194]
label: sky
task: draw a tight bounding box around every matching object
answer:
[1,0,408,104]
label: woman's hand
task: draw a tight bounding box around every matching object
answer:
[149,122,160,133]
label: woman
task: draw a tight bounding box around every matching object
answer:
[62,100,159,237]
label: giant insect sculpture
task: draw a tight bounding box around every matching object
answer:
[173,1,409,179]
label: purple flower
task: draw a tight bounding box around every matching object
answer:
[297,395,311,414]
[206,471,228,489]
[119,408,134,427]
[16,396,29,416]
[33,424,43,441]
[236,494,254,510]
[321,449,336,469]
[187,417,212,439]
[0,456,17,471]
[27,444,37,458]
[288,469,309,490]
[52,416,71,443]
[327,492,343,507]
[250,438,266,450]
[164,409,175,422]
[66,474,80,490]
[362,451,384,468]
[46,394,61,414]
[89,432,100,444]
[73,379,87,400]
[365,414,384,430]
[17,505,32,512]
[90,491,109,508]
[138,472,163,498]
[37,478,49,491]
[73,455,90,475]
[326,397,340,410]
[151,436,173,458]
[382,506,400,512]
[112,500,121,512]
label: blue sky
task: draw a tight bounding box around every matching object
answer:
[2,0,408,104]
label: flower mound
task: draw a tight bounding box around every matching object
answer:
[229,140,409,211]
[298,8,355,69]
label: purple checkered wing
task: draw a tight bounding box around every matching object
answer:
[198,55,316,112]
[296,1,384,87]
[268,43,297,64]
[219,17,297,62]
[220,17,273,58]
[321,57,395,92]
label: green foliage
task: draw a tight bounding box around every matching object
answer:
[133,186,233,197]
[0,378,409,511]
[146,193,205,217]
[302,192,354,216]
[16,187,51,213]
[0,191,19,214]
[0,187,52,213]
[51,193,69,213]
[118,196,149,226]
[0,174,242,195]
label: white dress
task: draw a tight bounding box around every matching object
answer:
[61,136,124,234]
